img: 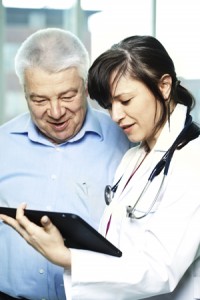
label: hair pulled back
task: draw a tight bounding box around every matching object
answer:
[88,35,195,127]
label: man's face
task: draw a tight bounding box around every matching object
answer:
[24,67,88,144]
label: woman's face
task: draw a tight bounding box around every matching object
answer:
[109,73,167,150]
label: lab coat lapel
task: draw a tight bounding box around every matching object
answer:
[115,104,187,204]
[116,147,161,203]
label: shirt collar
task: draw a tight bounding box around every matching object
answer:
[67,104,103,143]
[10,104,103,146]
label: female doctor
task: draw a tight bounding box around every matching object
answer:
[1,35,200,300]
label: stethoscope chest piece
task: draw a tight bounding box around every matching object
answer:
[104,177,121,205]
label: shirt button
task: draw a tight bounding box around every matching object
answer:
[39,269,45,274]
[55,147,61,152]
[51,174,57,180]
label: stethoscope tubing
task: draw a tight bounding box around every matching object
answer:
[126,174,166,219]
[104,114,200,219]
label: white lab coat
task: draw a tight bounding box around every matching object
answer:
[64,104,200,300]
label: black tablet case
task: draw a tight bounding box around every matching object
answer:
[0,207,122,257]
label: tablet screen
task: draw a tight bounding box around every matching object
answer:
[0,207,122,257]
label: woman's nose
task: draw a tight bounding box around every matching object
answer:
[110,102,125,123]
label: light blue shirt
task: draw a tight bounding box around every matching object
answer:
[0,104,130,300]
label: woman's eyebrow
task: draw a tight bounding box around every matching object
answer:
[112,92,133,99]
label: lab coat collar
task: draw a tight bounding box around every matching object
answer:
[111,104,188,204]
[153,104,188,152]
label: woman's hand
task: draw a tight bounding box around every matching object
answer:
[0,203,71,268]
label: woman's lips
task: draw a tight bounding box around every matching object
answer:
[121,123,135,134]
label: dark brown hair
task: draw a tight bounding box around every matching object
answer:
[88,35,195,129]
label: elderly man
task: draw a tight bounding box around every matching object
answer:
[0,28,130,300]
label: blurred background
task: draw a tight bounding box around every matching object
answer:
[0,0,200,124]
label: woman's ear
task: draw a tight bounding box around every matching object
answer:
[158,74,172,100]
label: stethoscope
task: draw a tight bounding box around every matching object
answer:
[104,115,200,219]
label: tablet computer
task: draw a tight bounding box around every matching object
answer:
[0,207,122,257]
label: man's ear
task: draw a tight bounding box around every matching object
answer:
[158,74,172,100]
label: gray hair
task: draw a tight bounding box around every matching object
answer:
[15,28,90,85]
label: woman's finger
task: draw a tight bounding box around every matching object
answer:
[0,213,32,242]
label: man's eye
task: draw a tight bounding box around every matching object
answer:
[61,95,75,101]
[32,99,47,104]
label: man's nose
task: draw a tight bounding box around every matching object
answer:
[48,100,65,119]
